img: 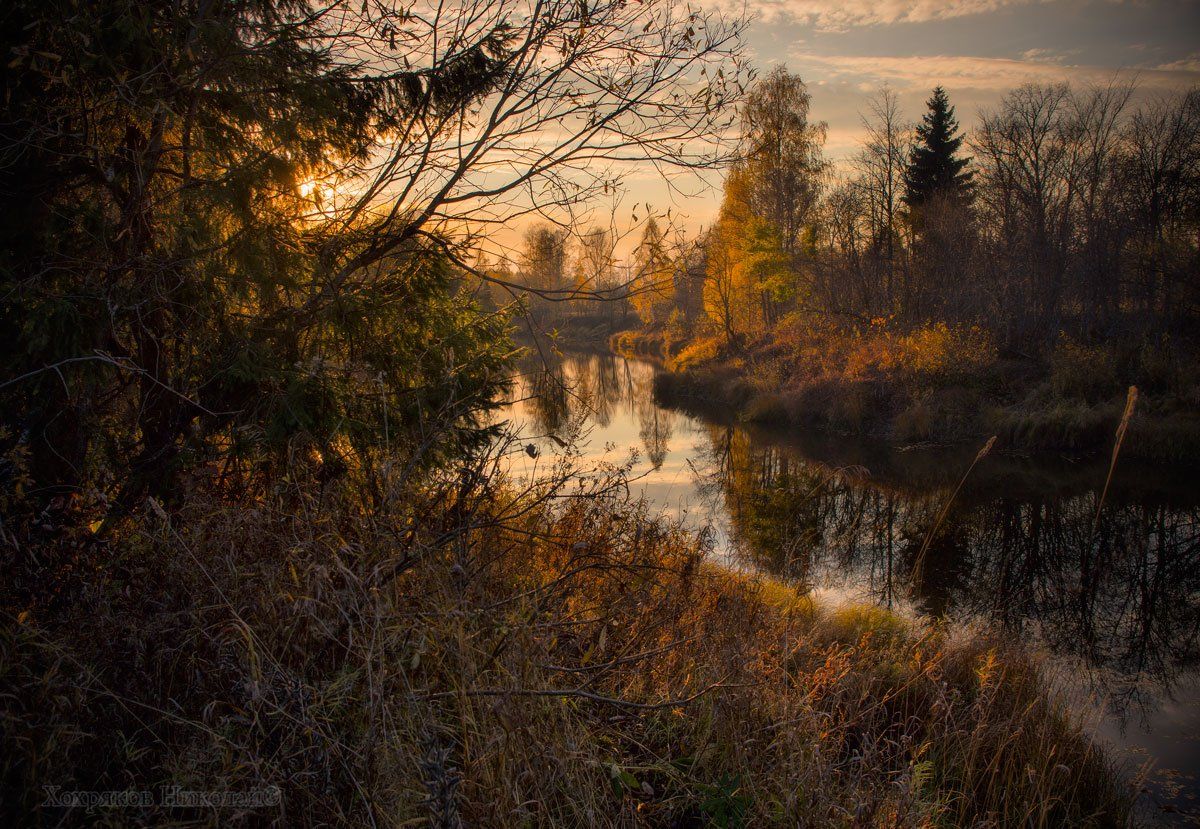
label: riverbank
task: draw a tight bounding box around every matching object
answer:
[2,452,1136,826]
[614,325,1200,465]
[515,313,634,355]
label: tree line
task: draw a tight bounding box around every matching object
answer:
[599,69,1200,358]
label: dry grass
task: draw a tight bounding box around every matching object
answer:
[761,318,996,389]
[1,446,1134,827]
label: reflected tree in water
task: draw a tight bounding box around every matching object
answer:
[698,421,1200,726]
[585,353,626,429]
[633,370,674,469]
[512,354,1200,728]
[522,357,573,440]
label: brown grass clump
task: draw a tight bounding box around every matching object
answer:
[1,445,1133,827]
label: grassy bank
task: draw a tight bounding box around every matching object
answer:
[616,323,1200,464]
[516,313,637,354]
[1,445,1134,826]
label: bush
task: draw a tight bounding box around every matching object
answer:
[898,322,996,381]
[667,335,724,372]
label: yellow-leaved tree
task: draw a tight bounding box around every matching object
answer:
[632,217,675,326]
[702,67,824,347]
[704,170,798,345]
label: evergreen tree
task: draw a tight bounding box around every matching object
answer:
[0,0,512,506]
[903,87,974,210]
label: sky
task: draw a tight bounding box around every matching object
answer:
[625,0,1200,238]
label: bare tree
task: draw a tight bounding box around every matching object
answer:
[815,181,870,318]
[973,83,1076,334]
[318,0,751,293]
[519,224,570,322]
[1120,88,1200,319]
[853,88,910,315]
[973,81,1197,337]
[1067,81,1134,324]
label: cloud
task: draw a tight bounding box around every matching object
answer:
[1020,47,1083,63]
[790,53,1200,93]
[1156,52,1200,73]
[741,0,1046,31]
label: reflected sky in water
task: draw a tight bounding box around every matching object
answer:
[498,350,1200,824]
[500,352,737,560]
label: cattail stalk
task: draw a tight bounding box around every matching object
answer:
[912,435,997,585]
[1093,385,1138,534]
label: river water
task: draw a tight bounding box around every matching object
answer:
[498,350,1200,825]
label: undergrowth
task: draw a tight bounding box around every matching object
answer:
[1,441,1134,826]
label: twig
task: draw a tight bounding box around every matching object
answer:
[911,435,996,585]
[540,635,702,675]
[0,352,235,417]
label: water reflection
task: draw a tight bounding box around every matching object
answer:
[701,424,1200,718]
[500,351,1200,820]
[509,350,676,471]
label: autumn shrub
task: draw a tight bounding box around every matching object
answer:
[610,328,663,359]
[667,334,724,372]
[843,328,906,381]
[768,318,995,390]
[897,322,996,381]
[768,314,848,380]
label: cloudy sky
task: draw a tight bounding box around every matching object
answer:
[631,0,1200,235]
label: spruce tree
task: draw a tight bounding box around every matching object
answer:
[903,86,974,210]
[0,0,513,505]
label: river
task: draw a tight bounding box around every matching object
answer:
[498,350,1200,825]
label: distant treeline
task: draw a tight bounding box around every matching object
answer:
[511,71,1199,358]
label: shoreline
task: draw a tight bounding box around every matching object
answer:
[611,328,1200,468]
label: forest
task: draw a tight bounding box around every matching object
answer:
[0,0,1194,826]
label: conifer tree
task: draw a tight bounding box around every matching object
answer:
[903,87,974,210]
[0,0,515,506]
